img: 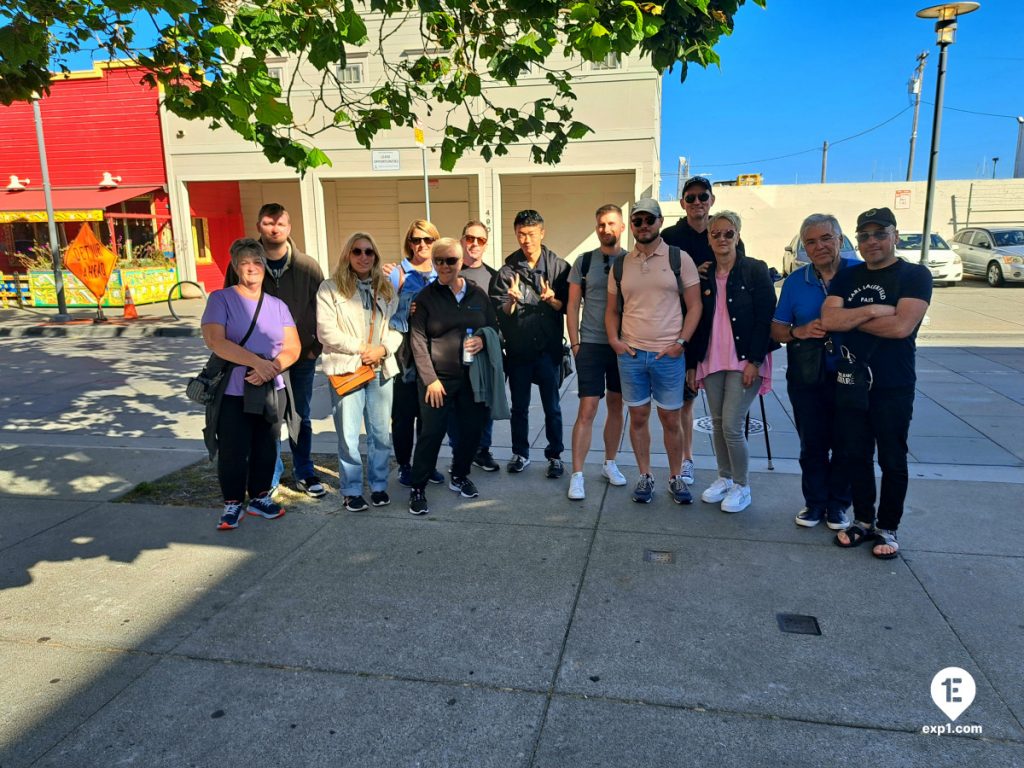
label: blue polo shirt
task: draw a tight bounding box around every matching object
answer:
[774,258,858,371]
[774,258,859,328]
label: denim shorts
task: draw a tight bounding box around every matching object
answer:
[617,349,686,410]
[576,343,621,398]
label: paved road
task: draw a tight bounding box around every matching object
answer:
[1,285,1023,766]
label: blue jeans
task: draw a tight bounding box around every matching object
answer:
[617,349,687,410]
[272,356,316,488]
[507,352,563,460]
[330,373,394,496]
[789,376,851,514]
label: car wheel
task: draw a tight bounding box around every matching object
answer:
[987,261,1005,287]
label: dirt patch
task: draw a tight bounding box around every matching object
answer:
[116,453,346,512]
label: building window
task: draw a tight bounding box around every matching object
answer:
[338,62,364,84]
[591,53,621,71]
[267,66,285,86]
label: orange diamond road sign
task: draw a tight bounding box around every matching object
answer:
[63,224,117,302]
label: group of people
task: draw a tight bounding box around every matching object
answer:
[199,180,931,561]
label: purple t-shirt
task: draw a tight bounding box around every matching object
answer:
[201,287,296,396]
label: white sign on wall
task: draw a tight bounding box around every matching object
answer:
[371,150,400,171]
[895,189,911,210]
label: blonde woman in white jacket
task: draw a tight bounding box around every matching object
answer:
[317,232,402,511]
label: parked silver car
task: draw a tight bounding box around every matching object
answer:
[781,232,859,276]
[895,233,962,286]
[951,226,1024,286]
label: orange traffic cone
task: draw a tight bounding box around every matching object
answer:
[123,284,139,319]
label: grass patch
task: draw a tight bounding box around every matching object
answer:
[116,453,343,511]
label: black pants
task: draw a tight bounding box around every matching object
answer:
[789,375,851,514]
[834,386,914,531]
[411,371,489,490]
[391,375,422,466]
[217,394,280,501]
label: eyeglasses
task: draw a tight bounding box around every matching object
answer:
[802,234,836,248]
[351,247,375,257]
[463,235,488,246]
[709,230,736,241]
[409,236,435,245]
[855,230,892,243]
[631,214,658,227]
[432,256,460,266]
[684,192,711,204]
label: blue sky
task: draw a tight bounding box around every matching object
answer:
[658,0,1024,197]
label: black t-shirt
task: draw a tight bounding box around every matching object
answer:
[661,218,714,269]
[828,259,933,389]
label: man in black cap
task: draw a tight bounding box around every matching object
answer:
[821,207,932,560]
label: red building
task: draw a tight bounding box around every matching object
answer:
[0,62,247,293]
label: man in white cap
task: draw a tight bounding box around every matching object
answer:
[606,198,702,505]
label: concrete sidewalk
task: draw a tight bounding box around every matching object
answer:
[1,331,1023,766]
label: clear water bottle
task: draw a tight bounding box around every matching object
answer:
[463,328,475,365]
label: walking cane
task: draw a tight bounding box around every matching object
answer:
[744,394,774,470]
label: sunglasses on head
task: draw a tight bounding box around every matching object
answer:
[855,230,891,243]
[709,230,735,241]
[684,192,711,204]
[351,247,375,257]
[433,256,460,266]
[409,236,435,245]
[463,234,487,246]
[631,214,658,227]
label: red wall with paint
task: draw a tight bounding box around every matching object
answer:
[188,181,245,290]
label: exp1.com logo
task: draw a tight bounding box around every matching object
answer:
[922,667,983,735]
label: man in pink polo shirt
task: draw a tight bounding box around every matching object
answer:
[606,198,702,505]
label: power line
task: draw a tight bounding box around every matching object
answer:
[694,106,911,168]
[921,101,1018,120]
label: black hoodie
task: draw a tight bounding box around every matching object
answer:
[489,246,570,361]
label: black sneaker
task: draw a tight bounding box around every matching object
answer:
[473,450,500,472]
[217,501,245,531]
[449,476,479,498]
[546,458,564,479]
[408,489,429,516]
[344,495,369,512]
[370,491,391,507]
[296,475,327,498]
[247,494,285,519]
[507,454,531,473]
[398,464,412,487]
[428,468,445,484]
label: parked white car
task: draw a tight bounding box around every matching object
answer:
[895,233,962,286]
[951,226,1024,286]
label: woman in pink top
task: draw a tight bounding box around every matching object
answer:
[685,211,776,513]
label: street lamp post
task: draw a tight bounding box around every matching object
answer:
[32,97,71,320]
[991,157,999,178]
[916,2,980,266]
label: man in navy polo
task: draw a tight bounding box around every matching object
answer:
[771,213,857,532]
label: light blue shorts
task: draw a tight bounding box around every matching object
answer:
[617,350,686,410]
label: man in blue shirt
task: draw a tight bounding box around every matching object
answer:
[822,207,932,560]
[772,213,857,532]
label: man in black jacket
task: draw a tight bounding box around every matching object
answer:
[225,202,325,498]
[489,210,570,477]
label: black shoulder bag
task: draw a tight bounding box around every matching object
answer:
[186,291,265,405]
[834,338,878,411]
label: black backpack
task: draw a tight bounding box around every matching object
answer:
[611,245,688,316]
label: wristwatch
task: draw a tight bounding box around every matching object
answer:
[675,338,687,348]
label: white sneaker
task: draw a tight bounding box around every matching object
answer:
[720,483,752,513]
[701,477,734,504]
[602,460,627,486]
[568,472,586,500]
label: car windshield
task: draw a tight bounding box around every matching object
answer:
[898,234,949,250]
[993,230,1024,247]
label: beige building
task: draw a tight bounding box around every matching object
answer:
[162,15,661,286]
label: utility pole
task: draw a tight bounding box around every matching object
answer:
[906,51,928,181]
[992,157,999,178]
[1015,117,1024,178]
[820,141,828,183]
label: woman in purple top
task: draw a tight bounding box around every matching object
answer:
[201,238,300,530]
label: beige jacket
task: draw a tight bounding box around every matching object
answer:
[316,279,402,380]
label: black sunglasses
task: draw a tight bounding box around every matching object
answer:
[631,214,658,227]
[351,247,375,257]
[709,229,736,241]
[684,192,711,204]
[432,256,460,266]
[409,236,435,245]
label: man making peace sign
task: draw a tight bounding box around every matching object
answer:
[490,209,571,477]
